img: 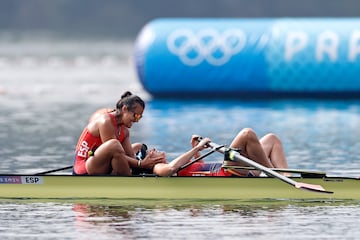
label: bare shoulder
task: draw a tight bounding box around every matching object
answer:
[89,108,114,122]
[97,111,113,125]
[88,110,112,129]
[88,111,115,137]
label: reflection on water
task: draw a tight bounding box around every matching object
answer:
[69,201,360,239]
[1,201,359,239]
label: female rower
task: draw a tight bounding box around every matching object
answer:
[145,128,289,177]
[73,91,165,176]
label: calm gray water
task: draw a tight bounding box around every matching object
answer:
[0,37,360,239]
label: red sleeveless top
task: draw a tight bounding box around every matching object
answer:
[73,113,125,175]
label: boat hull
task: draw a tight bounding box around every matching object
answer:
[0,175,359,202]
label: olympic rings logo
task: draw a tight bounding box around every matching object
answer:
[167,28,246,66]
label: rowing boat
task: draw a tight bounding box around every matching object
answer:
[0,174,359,202]
[2,139,358,203]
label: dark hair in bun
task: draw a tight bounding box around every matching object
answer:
[116,91,145,111]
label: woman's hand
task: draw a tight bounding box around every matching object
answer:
[195,137,211,151]
[140,149,167,169]
[190,135,210,159]
[190,135,201,147]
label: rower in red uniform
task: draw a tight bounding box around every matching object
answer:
[148,129,289,177]
[74,113,126,175]
[73,91,164,175]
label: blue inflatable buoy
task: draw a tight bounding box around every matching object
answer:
[134,18,360,98]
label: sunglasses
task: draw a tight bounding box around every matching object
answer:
[130,110,142,122]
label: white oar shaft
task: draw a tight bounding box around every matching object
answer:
[207,141,333,194]
[208,142,298,186]
[222,165,326,177]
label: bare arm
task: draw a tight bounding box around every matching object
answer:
[121,130,141,169]
[95,115,163,170]
[153,137,211,176]
[190,134,204,161]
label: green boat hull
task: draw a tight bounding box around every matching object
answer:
[0,175,359,202]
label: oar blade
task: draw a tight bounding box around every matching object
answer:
[295,182,334,194]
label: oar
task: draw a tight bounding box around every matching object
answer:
[207,141,333,194]
[177,144,224,172]
[35,165,73,175]
[221,164,327,178]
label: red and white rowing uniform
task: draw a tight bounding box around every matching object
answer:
[73,114,125,175]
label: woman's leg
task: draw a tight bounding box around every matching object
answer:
[86,139,131,175]
[259,133,288,169]
[230,128,274,168]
